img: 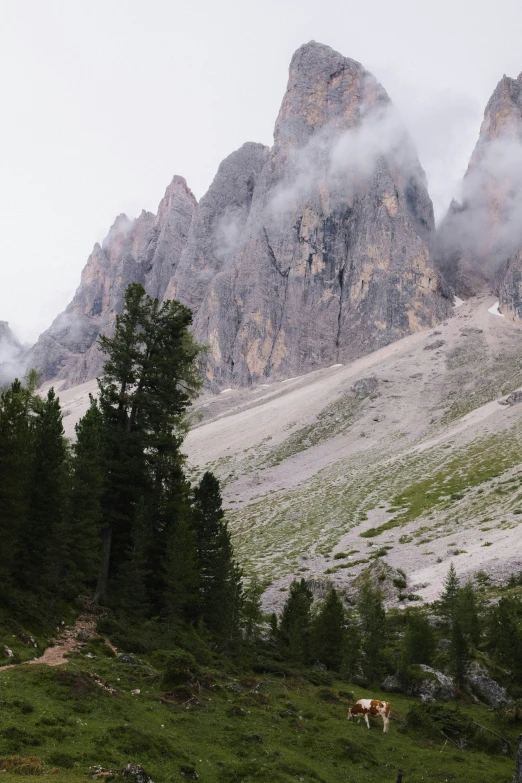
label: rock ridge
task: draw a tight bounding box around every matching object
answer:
[29,42,451,389]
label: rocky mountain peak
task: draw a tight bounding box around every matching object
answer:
[29,42,450,390]
[26,175,197,384]
[273,42,388,157]
[436,69,522,298]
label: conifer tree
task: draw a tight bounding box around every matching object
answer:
[94,283,201,603]
[241,579,265,643]
[439,563,460,624]
[67,397,106,594]
[163,515,200,626]
[399,609,435,682]
[455,581,481,648]
[341,614,362,681]
[193,471,243,642]
[114,498,151,620]
[279,579,313,663]
[161,463,200,627]
[488,597,522,683]
[451,619,469,687]
[18,388,66,592]
[310,588,345,670]
[0,380,32,597]
[358,578,386,684]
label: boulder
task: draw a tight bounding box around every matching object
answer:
[121,763,154,783]
[506,390,522,405]
[407,665,456,703]
[466,661,509,707]
[381,673,403,693]
[117,653,139,665]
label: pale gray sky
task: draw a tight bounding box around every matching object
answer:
[1,0,521,342]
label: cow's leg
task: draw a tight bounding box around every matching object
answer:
[364,713,370,730]
[382,715,389,733]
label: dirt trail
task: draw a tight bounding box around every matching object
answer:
[0,613,99,672]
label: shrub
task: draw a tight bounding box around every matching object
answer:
[0,756,46,775]
[46,751,76,769]
[160,648,199,687]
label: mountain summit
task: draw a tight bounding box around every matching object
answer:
[436,70,522,302]
[28,42,451,389]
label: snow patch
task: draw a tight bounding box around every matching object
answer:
[488,301,505,318]
[329,363,343,368]
[453,296,465,308]
[220,388,233,394]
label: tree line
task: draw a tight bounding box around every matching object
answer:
[3,284,522,685]
[271,564,522,695]
[0,284,242,646]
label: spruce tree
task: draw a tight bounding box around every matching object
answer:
[440,563,460,624]
[341,614,362,681]
[67,397,105,595]
[455,581,481,648]
[94,283,201,603]
[0,380,32,598]
[163,515,200,626]
[451,619,469,688]
[488,597,522,684]
[357,578,386,684]
[193,472,243,643]
[114,498,151,620]
[310,588,345,670]
[399,609,435,684]
[241,579,265,643]
[279,579,313,663]
[18,388,66,592]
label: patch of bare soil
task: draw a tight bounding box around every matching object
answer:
[0,612,99,672]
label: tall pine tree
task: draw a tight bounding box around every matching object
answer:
[193,472,243,643]
[0,380,32,599]
[310,588,345,670]
[358,578,386,684]
[94,283,201,603]
[66,397,106,596]
[17,388,66,594]
[279,579,313,663]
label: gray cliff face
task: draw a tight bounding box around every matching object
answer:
[29,41,451,389]
[144,176,197,301]
[27,178,197,383]
[0,321,24,385]
[499,247,522,320]
[436,71,522,299]
[167,142,270,312]
[191,42,450,388]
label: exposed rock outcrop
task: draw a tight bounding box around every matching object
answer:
[190,42,450,388]
[167,142,270,313]
[27,178,196,384]
[499,247,522,320]
[466,661,508,707]
[436,71,522,301]
[408,665,456,703]
[29,42,451,389]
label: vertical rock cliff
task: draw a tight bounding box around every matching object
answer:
[29,41,451,389]
[27,177,197,383]
[190,42,450,388]
[436,71,522,299]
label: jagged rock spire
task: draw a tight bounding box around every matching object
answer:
[30,42,450,389]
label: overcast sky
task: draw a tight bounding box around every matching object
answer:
[1,0,521,343]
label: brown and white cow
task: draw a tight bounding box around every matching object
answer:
[347,699,391,733]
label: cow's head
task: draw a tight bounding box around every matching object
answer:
[347,707,354,720]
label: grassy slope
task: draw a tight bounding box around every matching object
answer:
[0,647,518,783]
